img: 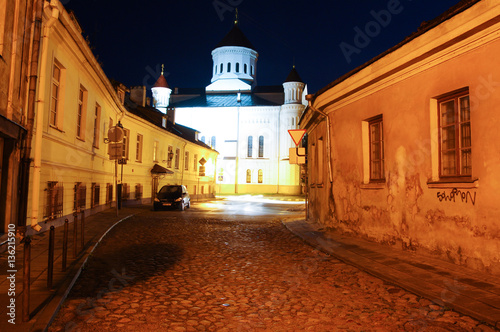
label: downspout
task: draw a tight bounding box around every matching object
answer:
[307,100,333,184]
[17,0,42,231]
[30,1,59,231]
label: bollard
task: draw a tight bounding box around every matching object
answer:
[81,210,85,249]
[73,212,78,258]
[23,236,31,322]
[62,219,68,271]
[47,226,55,289]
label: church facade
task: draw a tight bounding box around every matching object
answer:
[152,21,307,195]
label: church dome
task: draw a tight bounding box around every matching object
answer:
[215,23,255,50]
[284,66,303,83]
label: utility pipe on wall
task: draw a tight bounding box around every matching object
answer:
[30,1,59,231]
[306,99,333,184]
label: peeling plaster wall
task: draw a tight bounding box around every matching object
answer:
[307,3,500,276]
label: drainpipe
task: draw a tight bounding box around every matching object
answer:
[30,1,59,231]
[306,100,333,184]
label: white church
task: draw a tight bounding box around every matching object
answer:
[151,18,307,195]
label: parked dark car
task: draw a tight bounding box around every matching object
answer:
[153,185,190,211]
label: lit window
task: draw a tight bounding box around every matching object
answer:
[258,135,264,158]
[184,151,189,170]
[369,116,384,181]
[136,134,143,162]
[439,93,471,177]
[246,169,251,183]
[258,169,263,183]
[93,103,101,148]
[247,136,253,157]
[77,85,87,139]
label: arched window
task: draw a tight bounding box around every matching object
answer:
[201,136,205,143]
[258,169,263,183]
[214,65,217,75]
[236,63,240,73]
[247,136,253,157]
[227,63,231,72]
[211,136,216,149]
[246,169,252,183]
[244,64,248,74]
[258,135,264,158]
[251,65,254,75]
[220,63,223,73]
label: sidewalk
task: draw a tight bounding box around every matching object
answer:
[283,218,500,329]
[0,206,145,332]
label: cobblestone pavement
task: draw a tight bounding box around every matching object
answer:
[48,210,494,332]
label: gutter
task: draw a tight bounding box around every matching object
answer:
[30,0,59,231]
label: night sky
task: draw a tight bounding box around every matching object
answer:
[63,0,462,94]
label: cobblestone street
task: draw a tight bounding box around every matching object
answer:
[49,208,489,331]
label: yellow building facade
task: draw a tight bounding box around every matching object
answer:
[23,0,217,234]
[302,0,500,275]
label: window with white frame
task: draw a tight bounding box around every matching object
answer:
[439,91,471,177]
[184,151,189,170]
[136,134,143,162]
[247,136,253,157]
[258,135,264,158]
[122,129,130,160]
[50,59,64,128]
[76,85,87,139]
[167,145,173,168]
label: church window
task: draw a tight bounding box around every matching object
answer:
[211,136,216,149]
[258,136,264,158]
[201,136,205,144]
[236,63,240,73]
[247,136,253,157]
[244,64,247,74]
[215,65,217,75]
[258,170,263,183]
[246,169,252,183]
[251,65,254,75]
[220,63,223,73]
[227,63,231,73]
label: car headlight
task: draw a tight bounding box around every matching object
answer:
[175,197,182,202]
[154,198,160,202]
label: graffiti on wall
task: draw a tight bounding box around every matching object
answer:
[437,188,476,206]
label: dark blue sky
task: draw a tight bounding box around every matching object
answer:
[64,0,462,94]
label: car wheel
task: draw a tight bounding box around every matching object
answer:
[186,200,190,209]
[179,201,185,211]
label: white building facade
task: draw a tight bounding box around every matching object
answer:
[153,22,307,195]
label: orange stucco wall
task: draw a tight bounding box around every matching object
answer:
[307,6,500,275]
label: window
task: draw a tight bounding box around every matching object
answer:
[258,169,263,183]
[439,93,471,177]
[246,169,252,183]
[106,183,113,206]
[214,65,217,75]
[167,146,173,168]
[369,116,384,181]
[220,63,223,73]
[136,134,143,162]
[122,183,129,200]
[201,136,205,144]
[211,136,216,150]
[175,148,180,169]
[227,63,231,72]
[153,141,158,162]
[93,103,101,148]
[236,63,240,73]
[184,151,189,170]
[251,65,254,75]
[50,60,64,128]
[73,182,86,212]
[44,181,63,221]
[77,85,88,139]
[244,64,248,74]
[91,183,100,208]
[247,136,253,157]
[122,129,130,159]
[135,184,143,200]
[258,135,264,158]
[193,154,198,173]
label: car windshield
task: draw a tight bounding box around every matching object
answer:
[159,186,182,194]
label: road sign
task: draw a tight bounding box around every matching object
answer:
[108,143,123,160]
[199,165,206,177]
[118,158,127,165]
[288,129,306,146]
[107,126,124,142]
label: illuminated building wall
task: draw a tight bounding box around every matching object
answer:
[302,0,500,275]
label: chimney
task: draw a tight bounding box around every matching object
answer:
[130,86,146,106]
